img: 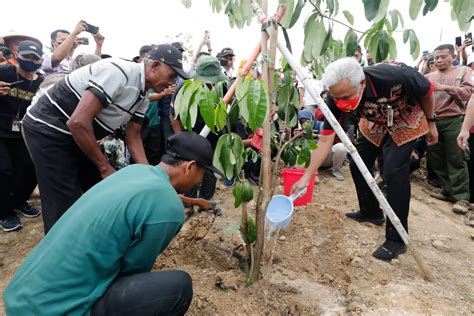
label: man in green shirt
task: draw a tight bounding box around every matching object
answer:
[4,131,223,315]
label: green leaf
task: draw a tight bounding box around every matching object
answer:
[409,30,421,60]
[422,0,438,16]
[213,134,231,179]
[368,32,381,63]
[289,0,305,28]
[344,29,358,57]
[181,0,192,8]
[236,77,251,123]
[303,13,318,62]
[388,35,398,61]
[362,0,381,21]
[311,18,327,59]
[246,217,257,244]
[187,102,198,131]
[320,24,333,56]
[198,88,216,134]
[389,10,399,30]
[241,179,254,202]
[409,0,423,20]
[377,30,390,61]
[327,0,335,16]
[342,10,354,25]
[373,0,389,22]
[297,144,311,167]
[215,99,227,131]
[247,79,269,132]
[231,133,245,174]
[228,98,240,127]
[403,29,410,43]
[452,0,473,31]
[279,0,295,29]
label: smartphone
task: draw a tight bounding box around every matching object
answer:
[465,32,472,44]
[455,36,462,47]
[422,50,429,56]
[85,23,99,35]
[9,80,23,85]
[76,37,89,45]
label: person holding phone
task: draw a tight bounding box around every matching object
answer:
[43,20,105,75]
[0,40,44,232]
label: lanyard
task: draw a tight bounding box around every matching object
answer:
[14,70,34,119]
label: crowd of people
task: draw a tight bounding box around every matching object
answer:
[1,19,473,314]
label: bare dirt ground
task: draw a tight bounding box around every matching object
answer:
[1,165,473,315]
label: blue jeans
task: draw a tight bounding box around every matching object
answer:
[91,270,192,316]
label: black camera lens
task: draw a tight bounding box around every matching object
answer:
[0,46,12,58]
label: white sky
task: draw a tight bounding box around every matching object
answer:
[1,0,471,68]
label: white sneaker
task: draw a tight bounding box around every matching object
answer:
[331,169,344,181]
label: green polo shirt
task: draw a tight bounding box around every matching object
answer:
[4,165,184,315]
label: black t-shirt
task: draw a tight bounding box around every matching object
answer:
[322,63,432,134]
[0,64,43,138]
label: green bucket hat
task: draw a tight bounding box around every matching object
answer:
[191,55,228,84]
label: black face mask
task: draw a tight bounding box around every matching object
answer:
[18,58,41,72]
[219,58,229,68]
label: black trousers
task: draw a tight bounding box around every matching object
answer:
[350,135,416,242]
[90,270,193,316]
[22,124,101,234]
[0,137,37,220]
[142,125,165,166]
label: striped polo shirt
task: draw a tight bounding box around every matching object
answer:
[24,58,149,140]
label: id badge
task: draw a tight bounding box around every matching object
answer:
[11,119,21,132]
[387,106,393,127]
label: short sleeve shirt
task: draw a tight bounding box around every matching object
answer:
[322,63,433,146]
[4,165,184,315]
[41,52,73,75]
[24,58,149,140]
[0,64,43,138]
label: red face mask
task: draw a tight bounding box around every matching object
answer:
[334,86,362,112]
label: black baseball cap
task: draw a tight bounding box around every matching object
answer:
[148,44,188,79]
[171,42,185,53]
[18,40,43,59]
[166,132,225,177]
[219,47,234,57]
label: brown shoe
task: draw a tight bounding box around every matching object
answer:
[465,212,474,227]
[452,200,471,215]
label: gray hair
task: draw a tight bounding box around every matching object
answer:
[322,57,365,88]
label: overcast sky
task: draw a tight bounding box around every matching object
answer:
[0,0,471,68]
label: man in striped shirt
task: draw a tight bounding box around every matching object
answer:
[22,44,188,234]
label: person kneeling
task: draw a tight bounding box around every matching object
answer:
[4,132,223,315]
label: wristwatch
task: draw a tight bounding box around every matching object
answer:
[426,115,437,122]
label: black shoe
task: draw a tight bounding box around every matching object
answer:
[372,240,407,261]
[16,202,41,218]
[428,178,442,189]
[345,211,385,225]
[1,215,23,232]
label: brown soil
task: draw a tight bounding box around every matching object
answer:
[1,166,473,315]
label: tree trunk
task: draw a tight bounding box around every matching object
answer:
[250,0,278,282]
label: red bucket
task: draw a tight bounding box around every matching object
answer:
[281,168,317,206]
[250,128,263,152]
